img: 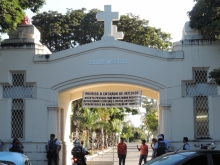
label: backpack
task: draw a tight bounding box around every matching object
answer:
[156,141,166,157]
[72,146,83,157]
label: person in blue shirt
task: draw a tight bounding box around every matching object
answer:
[9,137,24,154]
[183,137,190,150]
[154,134,167,157]
[0,139,4,151]
[161,134,170,152]
[46,134,61,165]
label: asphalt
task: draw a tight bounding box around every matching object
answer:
[87,143,153,165]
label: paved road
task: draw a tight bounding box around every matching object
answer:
[87,143,153,165]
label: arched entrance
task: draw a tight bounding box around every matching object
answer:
[55,76,163,164]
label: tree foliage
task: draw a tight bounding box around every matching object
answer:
[188,1,220,85]
[188,0,220,36]
[71,98,138,133]
[209,68,220,86]
[32,8,172,52]
[131,127,146,141]
[0,0,45,33]
[142,98,158,133]
[115,13,171,50]
[121,125,133,140]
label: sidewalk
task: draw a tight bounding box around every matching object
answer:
[87,143,153,165]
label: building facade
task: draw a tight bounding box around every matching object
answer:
[0,5,220,165]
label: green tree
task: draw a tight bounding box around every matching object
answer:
[188,1,220,85]
[115,13,172,50]
[31,11,70,52]
[142,98,158,135]
[188,0,220,36]
[121,125,133,141]
[209,68,220,86]
[0,0,45,33]
[32,8,172,52]
[130,127,146,142]
[71,99,139,149]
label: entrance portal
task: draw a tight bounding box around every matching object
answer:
[58,82,160,164]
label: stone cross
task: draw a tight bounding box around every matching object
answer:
[112,25,124,40]
[185,70,217,138]
[96,5,121,39]
[186,71,217,97]
[1,73,34,99]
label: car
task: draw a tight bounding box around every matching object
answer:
[144,150,220,165]
[0,152,31,165]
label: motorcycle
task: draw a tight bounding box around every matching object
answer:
[72,156,84,165]
[72,150,90,165]
[194,142,217,149]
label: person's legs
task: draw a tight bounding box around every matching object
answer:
[139,155,143,165]
[48,153,52,165]
[52,152,58,165]
[122,155,126,165]
[143,155,147,163]
[151,151,154,160]
[119,154,122,165]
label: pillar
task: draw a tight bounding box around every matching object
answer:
[159,104,171,141]
[47,106,59,138]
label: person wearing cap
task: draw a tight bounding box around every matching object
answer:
[137,139,148,165]
[183,137,190,150]
[117,138,127,165]
[154,134,167,157]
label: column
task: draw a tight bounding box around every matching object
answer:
[159,105,171,141]
[47,106,59,138]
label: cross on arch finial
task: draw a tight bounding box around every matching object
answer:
[96,5,124,40]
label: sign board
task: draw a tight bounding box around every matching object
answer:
[82,91,142,108]
[89,59,127,65]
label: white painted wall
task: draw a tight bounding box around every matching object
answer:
[0,21,220,164]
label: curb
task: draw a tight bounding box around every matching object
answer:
[86,147,114,160]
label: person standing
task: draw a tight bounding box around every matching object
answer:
[46,134,61,165]
[0,139,5,151]
[150,138,157,159]
[161,134,170,152]
[117,138,127,165]
[183,137,190,150]
[154,134,167,157]
[137,139,148,165]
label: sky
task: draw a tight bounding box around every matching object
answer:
[3,0,196,42]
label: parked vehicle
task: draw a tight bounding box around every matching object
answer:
[144,150,220,165]
[194,142,217,150]
[0,152,31,165]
